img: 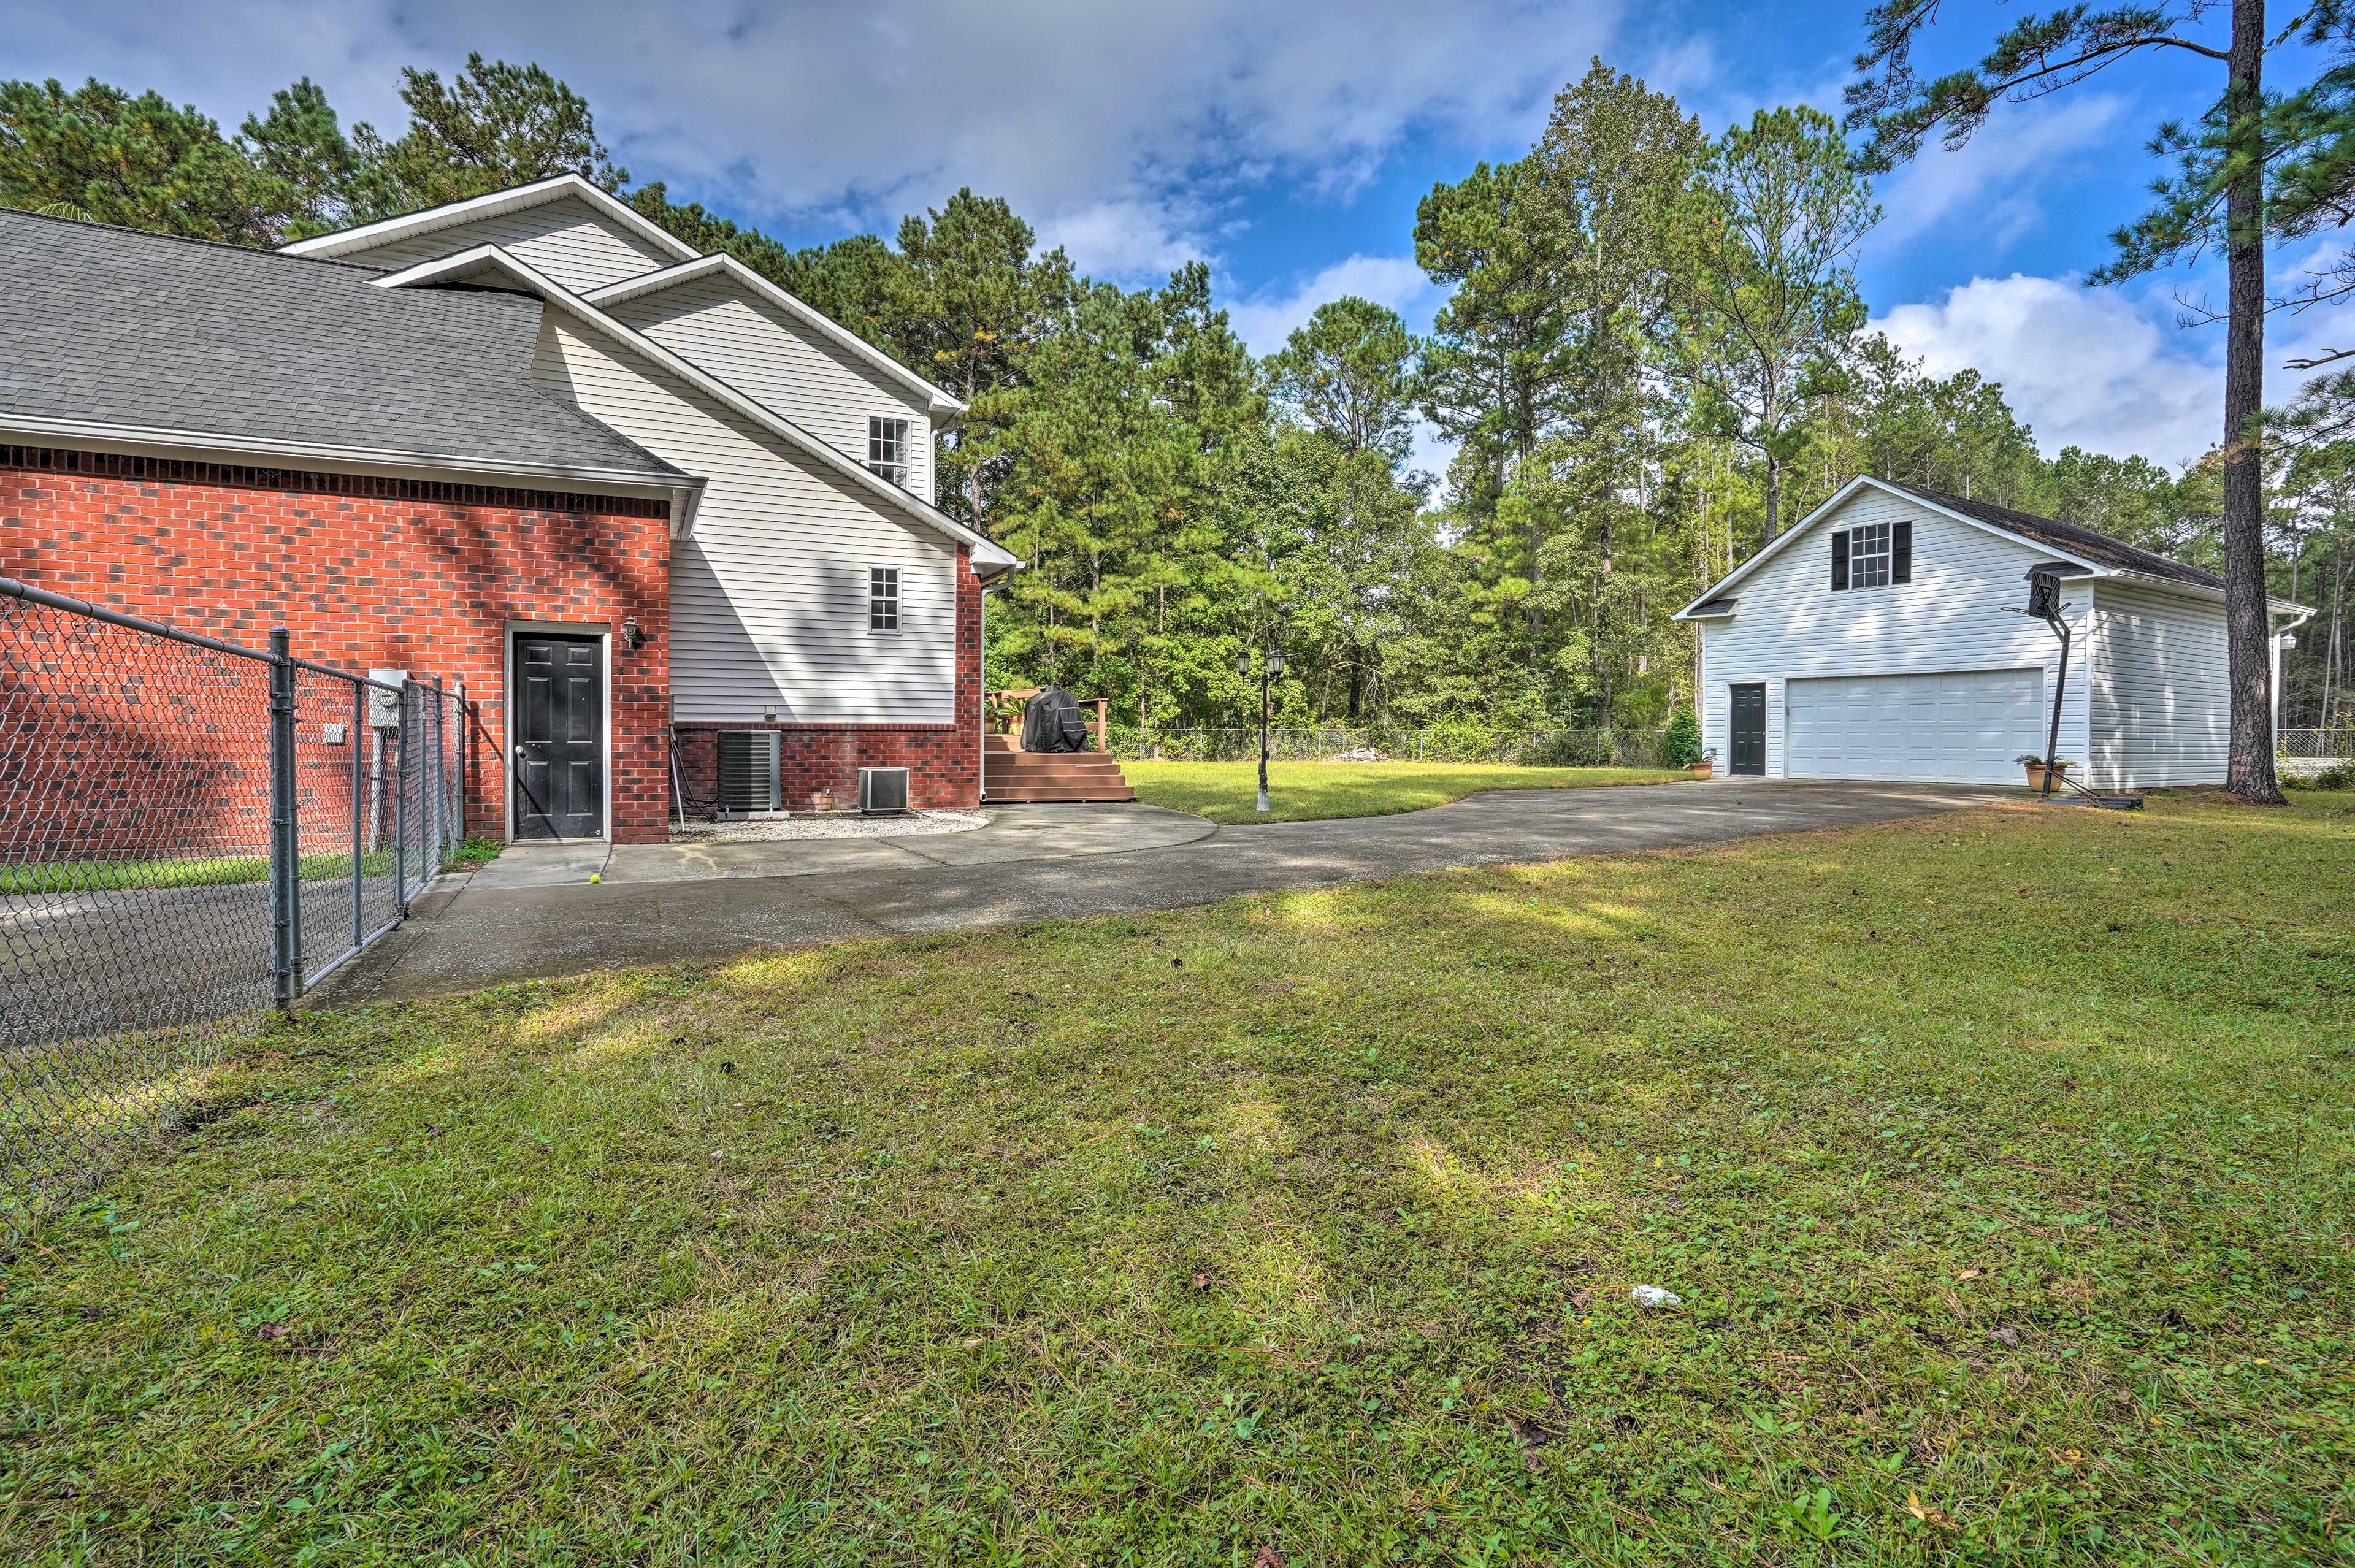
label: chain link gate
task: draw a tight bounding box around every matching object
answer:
[1,575,469,1241]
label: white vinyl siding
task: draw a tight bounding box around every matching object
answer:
[530,313,959,724]
[2088,580,2231,787]
[335,195,681,291]
[1698,489,2090,779]
[603,276,936,499]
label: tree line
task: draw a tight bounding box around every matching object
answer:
[4,48,2351,760]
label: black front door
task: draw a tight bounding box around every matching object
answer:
[1729,683,1766,776]
[513,633,603,839]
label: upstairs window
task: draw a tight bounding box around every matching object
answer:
[1830,519,1912,590]
[867,417,910,488]
[1848,522,1893,587]
[869,567,900,632]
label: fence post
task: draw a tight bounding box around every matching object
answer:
[393,686,409,916]
[268,627,299,1008]
[350,679,364,952]
[453,678,467,849]
[427,676,445,872]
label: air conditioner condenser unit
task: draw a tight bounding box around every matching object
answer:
[858,766,911,814]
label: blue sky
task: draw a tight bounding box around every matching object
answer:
[20,0,2354,475]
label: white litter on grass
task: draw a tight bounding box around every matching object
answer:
[675,809,990,844]
[1631,1285,1683,1309]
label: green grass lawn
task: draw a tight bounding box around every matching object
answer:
[0,836,504,895]
[1127,759,1684,823]
[4,795,2352,1564]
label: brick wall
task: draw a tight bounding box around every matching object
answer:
[1,446,673,846]
[673,543,986,811]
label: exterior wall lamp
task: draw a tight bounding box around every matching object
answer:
[621,615,646,651]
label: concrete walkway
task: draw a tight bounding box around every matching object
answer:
[464,803,1216,889]
[321,780,2008,1001]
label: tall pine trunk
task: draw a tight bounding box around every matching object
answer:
[2224,0,2285,802]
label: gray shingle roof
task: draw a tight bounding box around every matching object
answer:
[0,207,682,483]
[1886,480,2221,589]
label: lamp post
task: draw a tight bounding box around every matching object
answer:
[1237,643,1286,813]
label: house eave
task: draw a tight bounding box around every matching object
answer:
[2100,568,2308,620]
[0,411,699,507]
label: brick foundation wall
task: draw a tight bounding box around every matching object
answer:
[1,446,673,847]
[673,544,986,812]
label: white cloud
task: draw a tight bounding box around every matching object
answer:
[1875,94,2127,256]
[15,0,1627,279]
[1874,273,2223,464]
[1226,253,1439,355]
[1876,268,2355,466]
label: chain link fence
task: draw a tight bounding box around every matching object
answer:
[1,576,467,1241]
[2278,727,2355,778]
[1118,725,1671,767]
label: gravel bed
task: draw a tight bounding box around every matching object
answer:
[673,809,990,844]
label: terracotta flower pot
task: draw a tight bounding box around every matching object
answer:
[1689,760,1715,779]
[2023,763,2069,789]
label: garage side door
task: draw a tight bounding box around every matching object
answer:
[1786,668,2045,784]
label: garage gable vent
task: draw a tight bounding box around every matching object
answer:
[718,730,780,814]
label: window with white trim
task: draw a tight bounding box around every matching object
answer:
[867,416,910,488]
[869,567,900,632]
[1847,521,1893,588]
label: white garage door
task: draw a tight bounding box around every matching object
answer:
[1786,668,2045,784]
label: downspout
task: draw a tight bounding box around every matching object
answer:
[2276,605,2318,749]
[979,581,998,803]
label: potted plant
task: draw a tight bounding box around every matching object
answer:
[2016,754,2076,789]
[1690,746,1717,781]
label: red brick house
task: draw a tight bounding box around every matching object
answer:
[1,179,1017,847]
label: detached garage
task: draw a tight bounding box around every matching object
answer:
[1674,477,2311,790]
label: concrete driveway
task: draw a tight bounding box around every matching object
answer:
[320,779,2009,1001]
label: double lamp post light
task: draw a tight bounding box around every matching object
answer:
[1236,643,1285,813]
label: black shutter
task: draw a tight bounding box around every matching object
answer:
[1830,529,1850,591]
[1892,519,1912,583]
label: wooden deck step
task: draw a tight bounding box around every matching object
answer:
[984,737,1136,803]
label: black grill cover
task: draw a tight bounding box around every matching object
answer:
[1022,688,1087,752]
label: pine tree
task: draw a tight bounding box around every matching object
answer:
[1660,106,1877,543]
[358,55,626,218]
[0,77,286,242]
[1414,159,1575,518]
[894,191,1076,526]
[237,79,364,241]
[1265,296,1419,461]
[1846,0,2306,800]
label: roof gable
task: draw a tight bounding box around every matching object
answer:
[372,243,1014,571]
[1673,476,2177,620]
[587,254,963,415]
[278,175,698,275]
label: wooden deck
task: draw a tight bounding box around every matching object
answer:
[984,734,1135,803]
